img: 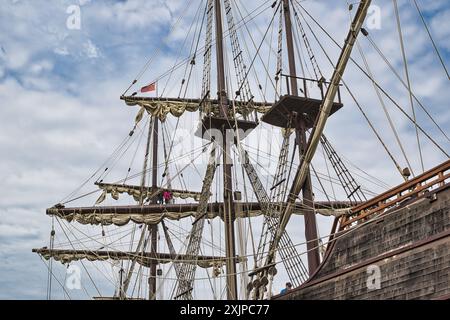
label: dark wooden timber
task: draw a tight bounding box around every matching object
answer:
[214,0,237,299]
[295,114,321,275]
[274,177,450,300]
[47,201,354,217]
[248,263,277,277]
[340,159,450,229]
[149,117,158,300]
[173,288,194,300]
[121,95,272,107]
[196,116,258,140]
[95,182,203,198]
[283,0,298,96]
[32,248,238,266]
[261,95,343,128]
[282,0,320,275]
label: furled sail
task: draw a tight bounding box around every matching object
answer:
[121,96,272,122]
[95,182,204,204]
[33,248,246,269]
[47,202,353,227]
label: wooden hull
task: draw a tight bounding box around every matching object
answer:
[274,183,450,300]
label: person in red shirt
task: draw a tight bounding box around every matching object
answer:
[163,191,172,204]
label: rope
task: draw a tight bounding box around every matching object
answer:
[321,143,337,200]
[55,218,105,296]
[296,1,449,159]
[411,0,450,80]
[392,0,424,172]
[46,217,55,300]
[182,0,208,99]
[366,35,450,143]
[242,142,379,196]
[121,0,196,95]
[39,256,72,300]
[233,1,281,100]
[137,1,275,94]
[62,141,211,205]
[343,80,406,179]
[159,0,204,98]
[48,188,434,284]
[356,41,415,177]
[233,0,274,103]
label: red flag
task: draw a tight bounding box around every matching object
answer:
[141,82,156,93]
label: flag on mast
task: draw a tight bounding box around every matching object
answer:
[141,82,156,93]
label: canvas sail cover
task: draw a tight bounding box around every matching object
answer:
[124,97,271,122]
[33,248,246,269]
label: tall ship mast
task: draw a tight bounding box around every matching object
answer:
[34,0,450,300]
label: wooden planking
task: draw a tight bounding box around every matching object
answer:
[273,185,450,300]
[341,160,450,229]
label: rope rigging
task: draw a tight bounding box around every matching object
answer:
[46,218,55,300]
[37,0,450,302]
[411,0,450,80]
[320,135,367,204]
[295,1,449,158]
[392,0,424,172]
[121,0,197,96]
[236,141,308,297]
[233,0,281,102]
[224,0,254,109]
[131,0,276,98]
[290,1,368,202]
[159,0,206,98]
[288,4,406,182]
[201,0,214,102]
[241,143,380,198]
[233,0,281,101]
[275,3,283,97]
[364,34,450,144]
[173,143,218,300]
[356,40,416,177]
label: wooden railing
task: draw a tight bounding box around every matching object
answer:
[280,74,342,103]
[339,160,450,230]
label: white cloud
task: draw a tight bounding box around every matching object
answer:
[430,8,450,50]
[29,60,54,75]
[94,0,172,30]
[54,46,70,56]
[83,39,100,58]
[0,0,449,299]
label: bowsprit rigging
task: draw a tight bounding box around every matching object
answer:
[34,0,450,301]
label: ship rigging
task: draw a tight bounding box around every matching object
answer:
[34,0,449,300]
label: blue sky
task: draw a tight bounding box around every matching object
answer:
[0,0,449,299]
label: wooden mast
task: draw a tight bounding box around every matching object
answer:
[268,0,373,269]
[282,0,320,274]
[215,0,238,300]
[149,116,159,300]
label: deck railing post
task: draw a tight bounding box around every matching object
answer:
[303,78,307,98]
[285,75,290,95]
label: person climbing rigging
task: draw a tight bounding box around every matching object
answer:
[163,190,172,204]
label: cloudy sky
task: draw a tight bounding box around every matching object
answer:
[0,0,448,299]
